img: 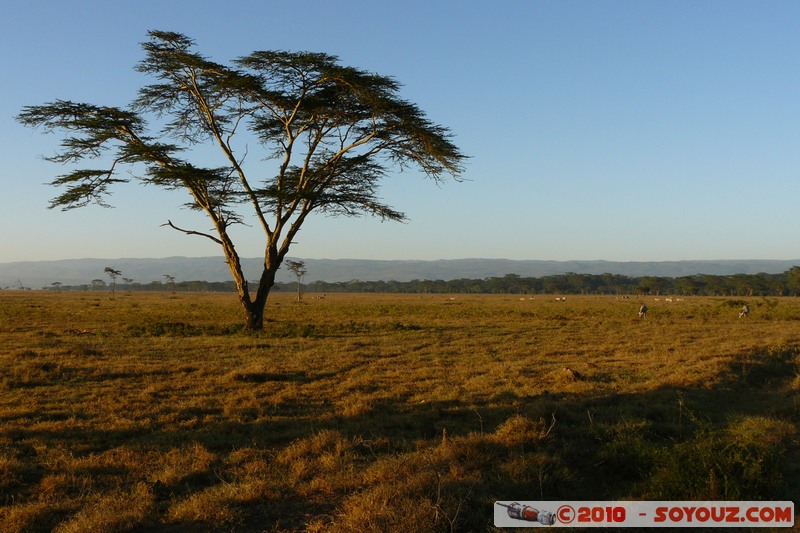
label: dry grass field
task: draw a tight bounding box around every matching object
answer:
[1,290,798,531]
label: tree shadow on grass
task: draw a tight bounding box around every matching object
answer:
[2,347,797,531]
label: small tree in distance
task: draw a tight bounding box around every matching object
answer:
[17,31,466,330]
[163,274,176,294]
[285,260,307,302]
[104,267,122,299]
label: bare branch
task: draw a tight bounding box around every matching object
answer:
[161,219,223,244]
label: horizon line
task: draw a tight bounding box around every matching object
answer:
[3,256,800,265]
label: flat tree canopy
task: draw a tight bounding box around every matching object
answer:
[18,31,466,329]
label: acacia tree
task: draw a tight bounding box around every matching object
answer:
[104,267,122,299]
[285,259,307,302]
[17,31,465,330]
[163,274,176,294]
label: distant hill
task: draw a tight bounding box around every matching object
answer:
[1,257,799,289]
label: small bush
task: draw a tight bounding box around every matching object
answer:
[491,414,553,449]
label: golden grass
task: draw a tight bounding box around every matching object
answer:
[0,291,798,531]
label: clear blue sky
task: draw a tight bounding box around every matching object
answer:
[2,0,799,263]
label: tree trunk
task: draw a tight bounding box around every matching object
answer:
[239,263,279,331]
[217,223,286,331]
[243,300,266,331]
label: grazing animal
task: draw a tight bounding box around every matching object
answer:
[639,304,648,318]
[739,305,750,318]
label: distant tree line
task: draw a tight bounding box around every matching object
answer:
[45,279,238,293]
[297,268,800,296]
[40,267,800,297]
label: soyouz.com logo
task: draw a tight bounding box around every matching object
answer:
[494,501,795,528]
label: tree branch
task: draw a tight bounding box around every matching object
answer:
[161,219,223,244]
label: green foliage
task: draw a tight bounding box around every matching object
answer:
[786,266,800,296]
[46,268,800,300]
[297,269,800,296]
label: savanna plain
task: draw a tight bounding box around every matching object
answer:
[1,290,798,531]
